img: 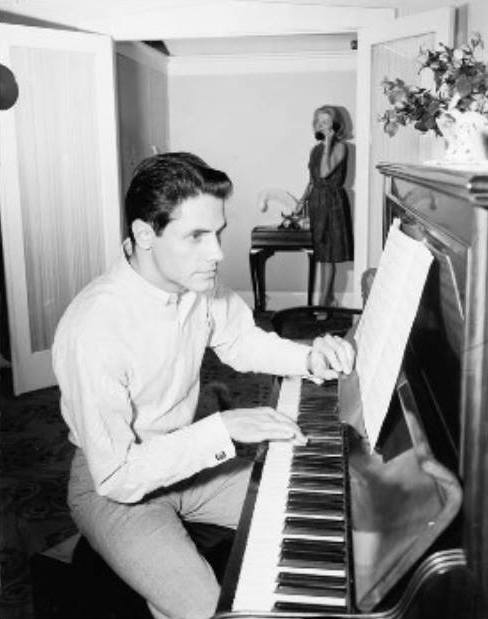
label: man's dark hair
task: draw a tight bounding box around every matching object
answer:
[125,152,233,241]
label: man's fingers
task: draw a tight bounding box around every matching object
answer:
[312,334,355,375]
[268,408,307,444]
[331,335,355,374]
[221,406,309,445]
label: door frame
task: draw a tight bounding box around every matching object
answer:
[0,23,122,394]
[353,7,455,307]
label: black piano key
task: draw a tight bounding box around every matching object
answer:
[299,417,339,426]
[286,506,344,519]
[275,584,346,599]
[284,516,344,534]
[279,555,345,571]
[300,391,337,403]
[298,438,342,447]
[283,528,344,541]
[287,492,344,509]
[298,416,340,425]
[288,477,343,490]
[288,488,343,498]
[297,415,342,432]
[291,460,344,474]
[277,571,347,590]
[299,406,338,413]
[301,433,343,442]
[275,585,345,599]
[274,601,346,613]
[292,450,343,462]
[304,437,341,444]
[286,503,344,518]
[290,471,344,482]
[292,457,343,466]
[282,538,345,555]
[294,435,342,443]
[300,418,338,426]
[281,546,345,565]
[299,407,338,417]
[292,451,343,461]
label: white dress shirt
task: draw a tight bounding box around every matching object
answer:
[52,250,311,503]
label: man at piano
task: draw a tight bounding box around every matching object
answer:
[52,152,355,619]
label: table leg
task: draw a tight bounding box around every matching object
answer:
[250,248,275,311]
[307,250,315,306]
[249,250,260,311]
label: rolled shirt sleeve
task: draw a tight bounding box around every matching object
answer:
[53,317,235,504]
[209,285,311,377]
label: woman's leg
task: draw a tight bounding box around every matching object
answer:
[315,261,336,306]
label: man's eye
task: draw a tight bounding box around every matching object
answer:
[191,232,203,240]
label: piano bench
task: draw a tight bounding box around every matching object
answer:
[271,305,359,340]
[31,523,234,619]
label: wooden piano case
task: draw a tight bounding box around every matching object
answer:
[215,164,488,618]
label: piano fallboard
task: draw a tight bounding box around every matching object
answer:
[215,374,481,619]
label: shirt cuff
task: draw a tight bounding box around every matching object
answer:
[301,346,313,378]
[192,412,236,466]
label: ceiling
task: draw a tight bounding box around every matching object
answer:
[0,0,458,56]
[162,33,356,57]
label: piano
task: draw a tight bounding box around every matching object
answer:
[215,164,488,619]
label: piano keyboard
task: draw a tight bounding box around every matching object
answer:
[231,376,352,614]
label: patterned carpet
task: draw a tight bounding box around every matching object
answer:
[0,342,274,619]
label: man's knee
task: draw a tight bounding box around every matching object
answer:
[147,579,219,619]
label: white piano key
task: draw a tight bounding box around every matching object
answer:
[278,565,346,578]
[274,593,346,607]
[287,486,344,495]
[283,532,344,542]
[285,511,344,521]
[232,377,348,612]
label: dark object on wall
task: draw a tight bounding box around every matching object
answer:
[0,63,19,111]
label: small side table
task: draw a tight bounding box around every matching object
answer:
[250,226,315,312]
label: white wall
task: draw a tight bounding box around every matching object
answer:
[399,0,488,57]
[116,43,170,211]
[168,52,356,309]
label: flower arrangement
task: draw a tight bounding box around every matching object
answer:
[379,33,488,137]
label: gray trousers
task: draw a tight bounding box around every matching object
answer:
[68,449,252,619]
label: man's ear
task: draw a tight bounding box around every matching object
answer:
[131,219,154,251]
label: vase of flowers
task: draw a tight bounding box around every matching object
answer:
[379,33,488,166]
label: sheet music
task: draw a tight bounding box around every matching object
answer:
[354,220,433,451]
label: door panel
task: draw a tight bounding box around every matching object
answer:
[0,24,121,394]
[354,8,455,302]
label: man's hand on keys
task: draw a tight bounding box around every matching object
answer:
[307,334,355,382]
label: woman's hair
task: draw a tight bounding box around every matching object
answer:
[312,105,346,139]
[125,152,233,242]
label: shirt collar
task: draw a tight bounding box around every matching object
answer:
[113,239,192,307]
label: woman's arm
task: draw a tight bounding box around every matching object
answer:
[295,178,313,214]
[320,139,346,178]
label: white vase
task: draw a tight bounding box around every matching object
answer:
[435,110,488,167]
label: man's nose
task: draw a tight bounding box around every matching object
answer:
[207,236,224,262]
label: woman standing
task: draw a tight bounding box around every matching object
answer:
[297,105,354,306]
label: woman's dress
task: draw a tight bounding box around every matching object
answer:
[307,142,354,263]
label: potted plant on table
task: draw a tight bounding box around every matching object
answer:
[379,32,488,165]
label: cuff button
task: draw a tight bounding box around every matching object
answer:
[215,450,227,462]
